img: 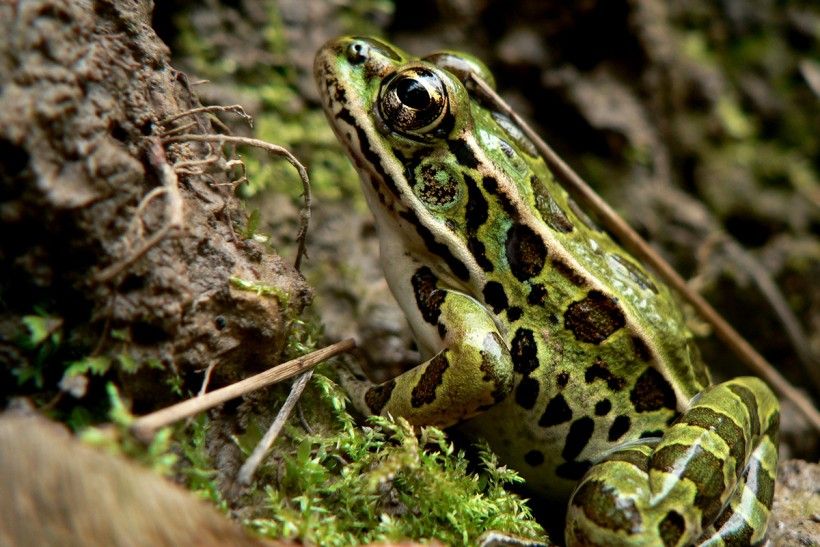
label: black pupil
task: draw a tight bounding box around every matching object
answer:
[396,78,430,110]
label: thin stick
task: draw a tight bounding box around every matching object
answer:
[131,338,356,441]
[237,370,313,486]
[468,75,820,432]
[95,139,184,283]
[159,104,253,129]
[722,239,820,391]
[162,134,312,272]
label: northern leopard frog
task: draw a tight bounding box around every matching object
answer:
[314,36,779,546]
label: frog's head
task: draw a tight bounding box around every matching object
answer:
[315,36,501,287]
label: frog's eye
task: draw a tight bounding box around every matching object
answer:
[378,68,449,136]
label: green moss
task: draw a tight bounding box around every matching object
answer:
[79,384,178,476]
[171,1,377,207]
[235,373,545,546]
[13,313,63,388]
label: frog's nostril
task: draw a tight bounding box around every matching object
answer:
[346,41,367,65]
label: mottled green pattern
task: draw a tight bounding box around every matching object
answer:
[315,36,779,545]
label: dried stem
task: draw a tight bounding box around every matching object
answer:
[131,338,356,441]
[721,238,820,391]
[162,134,312,272]
[159,104,253,129]
[468,75,820,432]
[237,370,313,486]
[95,139,184,283]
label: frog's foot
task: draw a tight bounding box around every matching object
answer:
[336,359,377,417]
[564,377,779,547]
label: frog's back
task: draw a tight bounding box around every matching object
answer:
[439,101,709,498]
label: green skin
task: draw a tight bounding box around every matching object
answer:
[314,36,779,546]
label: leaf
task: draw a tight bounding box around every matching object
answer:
[65,355,112,377]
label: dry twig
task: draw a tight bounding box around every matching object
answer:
[159,104,253,130]
[162,134,312,271]
[237,370,313,487]
[95,139,184,283]
[131,338,356,441]
[468,75,820,432]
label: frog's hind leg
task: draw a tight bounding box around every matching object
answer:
[565,377,779,547]
[697,429,778,546]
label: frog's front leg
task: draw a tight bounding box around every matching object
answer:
[342,273,514,428]
[565,377,778,547]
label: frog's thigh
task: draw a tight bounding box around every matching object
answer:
[351,288,514,429]
[565,377,779,547]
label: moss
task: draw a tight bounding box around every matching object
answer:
[232,373,545,546]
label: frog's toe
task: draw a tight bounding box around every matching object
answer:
[336,359,376,416]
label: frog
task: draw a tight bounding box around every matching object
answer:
[313,36,779,546]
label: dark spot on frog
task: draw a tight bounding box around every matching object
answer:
[571,479,643,533]
[411,266,445,325]
[482,281,508,313]
[524,449,544,466]
[711,505,755,546]
[506,306,523,322]
[527,283,548,306]
[556,371,570,388]
[556,460,592,481]
[515,376,540,409]
[548,313,559,325]
[551,258,586,287]
[411,351,449,407]
[585,359,626,391]
[399,208,470,281]
[365,378,396,415]
[539,393,572,427]
[564,290,626,344]
[531,175,574,233]
[631,335,652,362]
[511,328,538,374]
[214,316,227,330]
[437,322,447,339]
[336,107,401,201]
[482,175,520,219]
[727,383,760,439]
[630,367,677,412]
[658,510,686,547]
[681,407,746,474]
[505,223,547,281]
[447,138,479,169]
[464,174,494,272]
[607,447,650,473]
[652,444,725,525]
[607,415,631,442]
[594,399,612,416]
[639,430,664,439]
[752,459,775,508]
[562,417,594,461]
[466,235,493,275]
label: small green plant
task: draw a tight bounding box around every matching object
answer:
[241,373,545,546]
[14,312,63,388]
[80,384,178,476]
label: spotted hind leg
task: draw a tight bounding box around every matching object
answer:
[565,377,779,546]
[697,431,778,546]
